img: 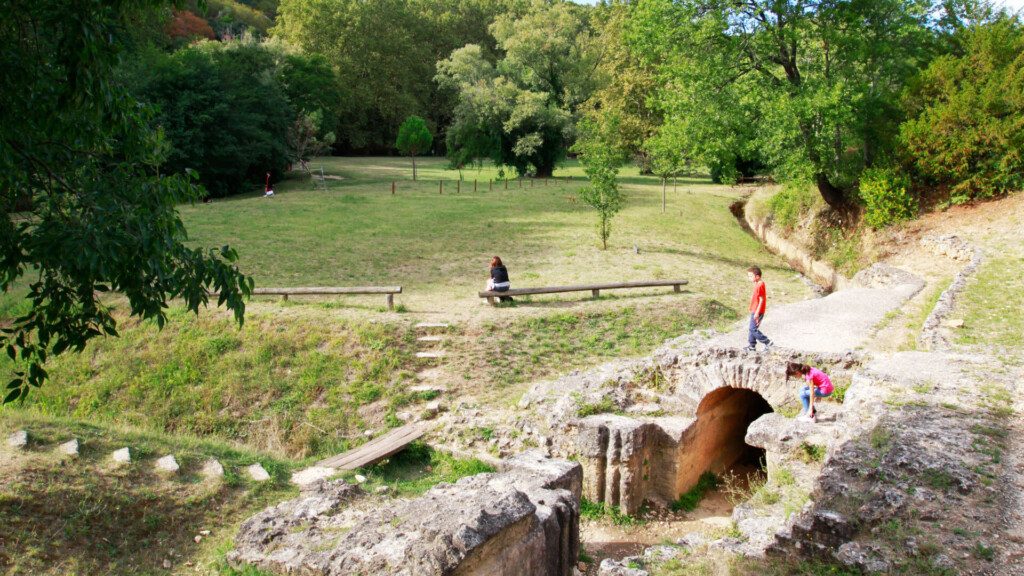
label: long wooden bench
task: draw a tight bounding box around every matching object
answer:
[478,279,688,305]
[243,286,403,310]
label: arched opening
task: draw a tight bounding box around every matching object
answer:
[673,387,773,494]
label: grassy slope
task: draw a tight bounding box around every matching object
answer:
[956,256,1024,356]
[0,415,297,576]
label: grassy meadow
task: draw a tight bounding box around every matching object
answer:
[2,157,808,451]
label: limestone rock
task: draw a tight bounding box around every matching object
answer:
[112,447,131,464]
[57,439,80,457]
[228,455,581,576]
[290,466,336,488]
[156,455,180,474]
[201,459,224,478]
[7,430,27,449]
[598,558,648,576]
[246,463,271,482]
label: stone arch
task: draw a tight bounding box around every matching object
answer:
[669,353,792,415]
[669,387,773,497]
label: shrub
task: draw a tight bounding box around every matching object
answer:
[899,17,1024,202]
[766,182,818,229]
[671,471,719,512]
[859,166,917,228]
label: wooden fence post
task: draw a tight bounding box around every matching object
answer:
[439,180,443,194]
[489,180,493,192]
[505,179,508,190]
[391,181,395,195]
[474,180,477,193]
[457,180,461,193]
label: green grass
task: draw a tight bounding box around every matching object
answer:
[671,471,720,512]
[579,497,644,526]
[175,156,807,308]
[956,256,1024,351]
[1,308,417,459]
[345,441,495,497]
[0,414,298,576]
[463,299,738,394]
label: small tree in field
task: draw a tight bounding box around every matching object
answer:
[396,115,432,181]
[287,109,336,177]
[574,119,626,250]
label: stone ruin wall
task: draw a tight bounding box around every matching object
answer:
[228,451,582,576]
[561,347,859,515]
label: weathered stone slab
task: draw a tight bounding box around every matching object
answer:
[156,455,180,474]
[228,454,581,576]
[7,430,28,449]
[112,447,131,464]
[290,466,336,488]
[246,463,271,482]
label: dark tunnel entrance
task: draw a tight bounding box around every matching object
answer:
[675,387,773,492]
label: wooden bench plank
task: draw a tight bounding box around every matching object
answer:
[317,422,428,470]
[253,286,402,295]
[478,279,688,299]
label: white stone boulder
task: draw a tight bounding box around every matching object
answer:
[246,463,271,482]
[156,455,180,474]
[7,430,28,449]
[112,447,131,464]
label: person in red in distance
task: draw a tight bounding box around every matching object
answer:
[264,172,274,197]
[743,266,773,352]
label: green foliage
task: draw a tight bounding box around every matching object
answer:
[576,396,617,418]
[859,166,918,228]
[900,16,1024,202]
[357,442,495,497]
[126,39,294,197]
[628,0,937,207]
[574,118,626,249]
[579,497,643,526]
[437,1,596,176]
[798,443,826,463]
[671,471,719,512]
[274,0,514,152]
[766,183,819,230]
[0,0,251,402]
[396,115,433,180]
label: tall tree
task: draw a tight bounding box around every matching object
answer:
[0,0,252,401]
[629,0,937,207]
[438,0,597,177]
[396,116,434,181]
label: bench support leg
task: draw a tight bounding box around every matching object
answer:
[591,289,600,298]
[673,284,681,293]
[282,294,289,302]
[486,297,496,306]
[386,294,394,311]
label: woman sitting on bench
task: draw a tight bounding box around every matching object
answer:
[487,256,513,302]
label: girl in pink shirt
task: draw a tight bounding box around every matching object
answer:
[786,362,834,422]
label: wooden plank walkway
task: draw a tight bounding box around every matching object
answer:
[316,422,428,470]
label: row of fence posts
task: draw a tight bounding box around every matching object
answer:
[390,176,573,195]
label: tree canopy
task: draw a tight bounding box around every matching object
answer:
[396,115,434,180]
[0,0,252,401]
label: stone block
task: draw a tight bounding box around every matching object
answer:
[290,466,336,489]
[57,439,80,457]
[112,447,131,464]
[201,458,224,478]
[156,455,180,473]
[7,430,28,449]
[246,463,271,482]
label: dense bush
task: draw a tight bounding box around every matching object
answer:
[766,182,819,230]
[127,40,295,197]
[900,17,1024,203]
[859,166,917,228]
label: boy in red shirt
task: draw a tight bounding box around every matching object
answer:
[744,266,773,352]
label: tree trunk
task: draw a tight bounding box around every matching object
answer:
[535,162,554,178]
[815,173,846,209]
[662,177,667,213]
[412,156,417,181]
